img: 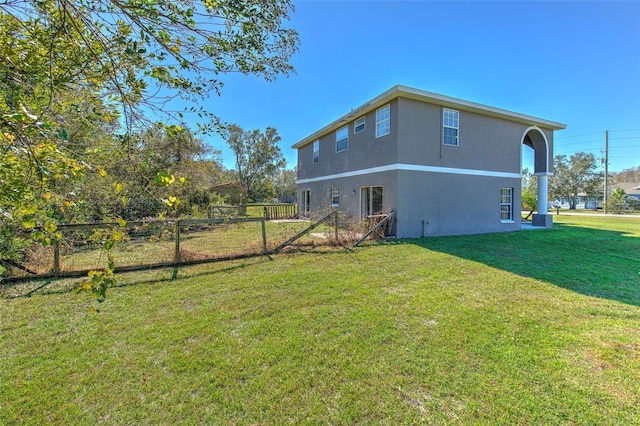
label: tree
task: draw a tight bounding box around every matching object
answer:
[605,187,627,213]
[549,153,602,209]
[1,0,298,215]
[613,166,640,184]
[1,0,299,130]
[225,124,286,201]
[627,197,640,212]
[273,167,297,201]
[521,167,537,219]
[0,1,299,288]
[1,0,298,206]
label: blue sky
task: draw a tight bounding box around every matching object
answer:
[200,0,640,173]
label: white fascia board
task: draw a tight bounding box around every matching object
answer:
[291,85,567,150]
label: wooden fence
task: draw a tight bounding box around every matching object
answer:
[263,204,297,220]
[209,204,297,220]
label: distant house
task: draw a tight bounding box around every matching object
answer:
[616,182,640,202]
[556,182,640,209]
[211,182,247,205]
[556,194,601,210]
[293,85,566,237]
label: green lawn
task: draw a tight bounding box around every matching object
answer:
[1,216,639,424]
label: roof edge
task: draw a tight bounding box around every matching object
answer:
[292,85,567,149]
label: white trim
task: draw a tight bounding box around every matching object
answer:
[521,126,550,173]
[296,164,521,184]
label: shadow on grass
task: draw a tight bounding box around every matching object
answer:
[1,245,349,299]
[399,223,640,307]
[1,256,274,299]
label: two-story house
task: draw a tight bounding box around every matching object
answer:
[293,85,566,238]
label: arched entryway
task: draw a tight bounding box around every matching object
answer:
[521,127,553,227]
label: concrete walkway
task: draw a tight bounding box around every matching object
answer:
[520,223,547,230]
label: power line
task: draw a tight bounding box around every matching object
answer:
[556,129,640,142]
[556,139,604,146]
[554,148,602,155]
[555,131,603,141]
[609,144,640,149]
[609,128,640,133]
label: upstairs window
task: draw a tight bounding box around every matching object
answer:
[443,108,459,146]
[354,116,365,133]
[376,104,390,137]
[313,140,319,163]
[331,186,340,206]
[336,126,348,152]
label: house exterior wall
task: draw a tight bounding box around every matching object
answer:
[295,87,563,238]
[297,170,397,219]
[396,97,528,173]
[390,97,534,236]
[296,100,399,182]
[395,171,521,237]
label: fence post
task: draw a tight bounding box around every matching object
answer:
[263,205,268,220]
[334,211,339,241]
[174,220,181,265]
[52,239,61,274]
[261,218,268,253]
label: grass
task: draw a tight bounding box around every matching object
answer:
[550,209,639,216]
[1,215,639,424]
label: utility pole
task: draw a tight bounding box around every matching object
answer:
[603,130,609,214]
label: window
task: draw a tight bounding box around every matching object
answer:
[336,126,348,152]
[443,108,459,146]
[361,186,383,216]
[376,105,390,137]
[313,140,319,163]
[301,190,311,215]
[500,188,513,222]
[354,116,365,133]
[331,186,340,206]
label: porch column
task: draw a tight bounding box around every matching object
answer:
[537,173,548,213]
[533,172,552,227]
